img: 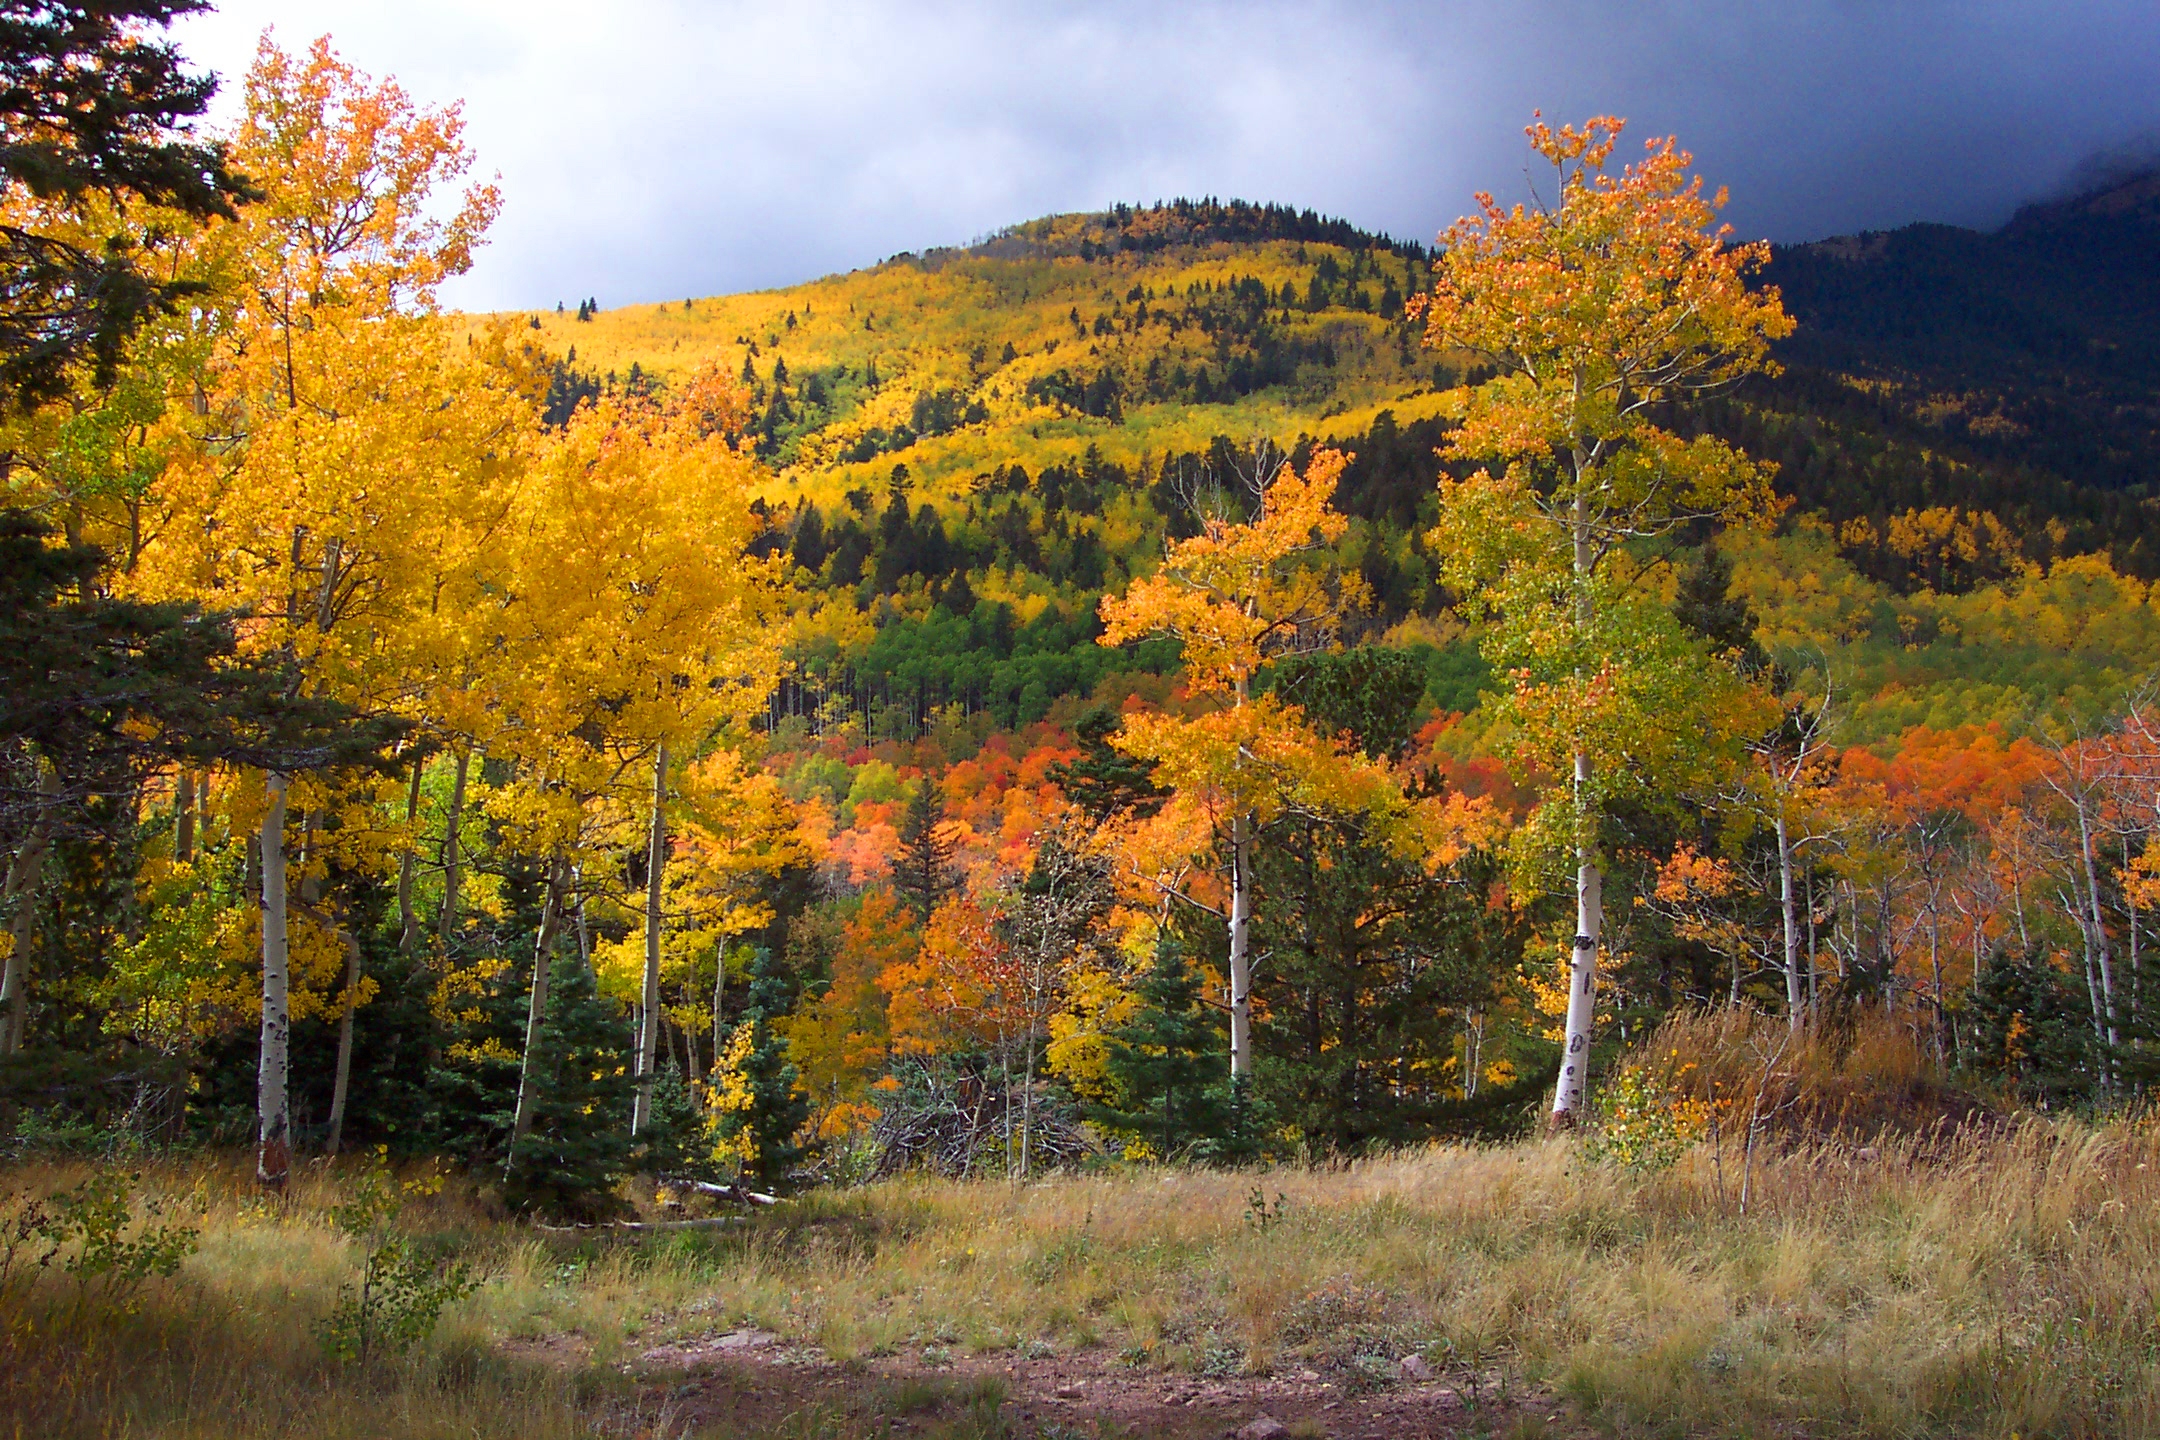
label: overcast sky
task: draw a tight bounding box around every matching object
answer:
[169,1,2160,313]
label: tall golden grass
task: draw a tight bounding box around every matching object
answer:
[2,1048,2152,1439]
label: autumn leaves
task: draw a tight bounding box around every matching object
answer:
[38,37,787,1186]
[7,13,1983,1185]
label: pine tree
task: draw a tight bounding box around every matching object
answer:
[894,780,956,920]
[1971,949,2098,1106]
[637,1061,718,1180]
[503,949,635,1220]
[1085,937,1233,1158]
[1051,707,1165,823]
[709,949,809,1190]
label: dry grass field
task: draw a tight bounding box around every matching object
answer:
[1,1075,2154,1440]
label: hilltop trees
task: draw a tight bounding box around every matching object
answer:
[1415,115,1792,1124]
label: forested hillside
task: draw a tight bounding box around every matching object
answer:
[14,14,2160,1439]
[502,180,2160,745]
[8,22,2160,1229]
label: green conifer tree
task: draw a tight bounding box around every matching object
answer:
[710,949,809,1190]
[502,950,634,1219]
[1051,706,1166,824]
[637,1060,717,1180]
[894,781,956,920]
[1085,937,1234,1159]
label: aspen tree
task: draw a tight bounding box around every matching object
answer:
[489,383,782,1154]
[1415,116,1790,1124]
[131,37,521,1184]
[1099,445,1487,1081]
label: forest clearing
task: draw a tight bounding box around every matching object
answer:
[10,1017,2158,1440]
[6,6,2160,1437]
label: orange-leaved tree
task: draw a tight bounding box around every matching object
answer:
[1099,444,1485,1082]
[1414,115,1791,1123]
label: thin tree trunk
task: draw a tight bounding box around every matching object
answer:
[324,923,362,1155]
[684,976,701,1079]
[2010,825,2031,952]
[396,759,423,955]
[2126,838,2143,1037]
[1776,813,1804,1029]
[1553,834,1602,1122]
[175,771,196,863]
[633,741,668,1135]
[574,873,591,963]
[510,855,566,1149]
[437,748,470,953]
[1464,1010,1484,1099]
[1552,484,1601,1125]
[257,773,292,1190]
[1021,1027,1036,1181]
[1227,809,1251,1081]
[0,763,57,1054]
[2076,802,2120,1068]
[1805,866,1820,1006]
[1927,910,1945,1067]
[711,944,727,1072]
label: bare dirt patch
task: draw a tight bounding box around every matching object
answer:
[625,1333,1580,1439]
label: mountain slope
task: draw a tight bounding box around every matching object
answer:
[502,203,1446,513]
[473,196,2160,742]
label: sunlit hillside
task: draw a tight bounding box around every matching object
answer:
[471,201,2160,747]
[481,205,1453,511]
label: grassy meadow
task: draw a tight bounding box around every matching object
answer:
[6,1024,2154,1440]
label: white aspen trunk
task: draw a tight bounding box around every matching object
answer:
[1776,814,1804,1028]
[437,749,470,952]
[324,925,362,1155]
[2075,803,2120,1067]
[2126,839,2142,1032]
[510,856,565,1148]
[574,874,591,964]
[711,946,727,1074]
[1021,1026,1036,1181]
[2010,828,2031,952]
[633,741,668,1135]
[1464,1010,1485,1099]
[1554,844,1602,1122]
[1805,866,1821,1006]
[2073,890,2106,1045]
[1927,909,1945,1067]
[684,976,701,1078]
[1552,482,1601,1124]
[1227,809,1251,1080]
[257,773,292,1189]
[396,760,422,955]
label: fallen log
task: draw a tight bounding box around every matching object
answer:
[657,1177,779,1206]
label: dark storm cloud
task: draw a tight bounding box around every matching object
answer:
[175,1,2160,310]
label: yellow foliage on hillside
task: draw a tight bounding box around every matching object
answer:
[472,224,1459,511]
